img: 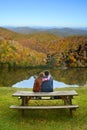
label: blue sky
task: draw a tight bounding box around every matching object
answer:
[0,0,87,27]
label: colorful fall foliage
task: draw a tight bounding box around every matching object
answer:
[0,27,87,67]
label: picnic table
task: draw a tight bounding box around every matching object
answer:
[10,90,79,116]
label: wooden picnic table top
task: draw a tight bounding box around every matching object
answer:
[12,90,78,97]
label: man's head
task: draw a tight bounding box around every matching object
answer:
[44,70,50,76]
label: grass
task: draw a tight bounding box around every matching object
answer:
[0,87,87,130]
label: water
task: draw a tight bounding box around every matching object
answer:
[12,76,78,88]
[0,68,87,88]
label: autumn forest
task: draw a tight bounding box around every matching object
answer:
[0,27,87,68]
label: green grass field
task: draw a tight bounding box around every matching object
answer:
[0,87,87,130]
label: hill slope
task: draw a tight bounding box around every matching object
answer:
[0,27,87,67]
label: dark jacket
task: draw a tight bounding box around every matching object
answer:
[41,76,53,92]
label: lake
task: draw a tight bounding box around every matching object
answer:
[0,68,87,88]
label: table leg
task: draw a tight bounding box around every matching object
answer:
[21,97,27,106]
[21,96,31,106]
[61,96,67,105]
[70,109,73,117]
[21,96,30,116]
[67,96,73,105]
[22,109,25,117]
[62,96,73,105]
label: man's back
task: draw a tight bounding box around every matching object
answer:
[41,76,53,92]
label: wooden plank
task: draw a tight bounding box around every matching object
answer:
[10,105,79,109]
[12,90,78,97]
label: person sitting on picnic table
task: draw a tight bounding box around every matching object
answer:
[25,72,44,102]
[33,72,44,92]
[41,70,58,99]
[41,70,53,92]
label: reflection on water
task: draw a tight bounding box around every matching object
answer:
[12,76,78,88]
[0,68,87,88]
[12,76,35,88]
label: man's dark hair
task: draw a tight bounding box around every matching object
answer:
[44,70,49,76]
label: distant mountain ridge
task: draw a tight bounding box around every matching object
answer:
[5,26,87,36]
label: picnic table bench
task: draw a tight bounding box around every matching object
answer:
[10,90,79,116]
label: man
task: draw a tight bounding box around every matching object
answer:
[41,70,53,92]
